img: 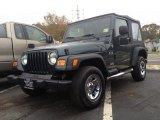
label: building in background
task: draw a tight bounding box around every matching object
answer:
[145,39,160,52]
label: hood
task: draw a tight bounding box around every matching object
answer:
[29,41,106,56]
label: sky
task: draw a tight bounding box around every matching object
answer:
[0,0,160,25]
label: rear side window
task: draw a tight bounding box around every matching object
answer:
[24,25,47,41]
[14,24,25,39]
[132,23,142,41]
[0,24,7,38]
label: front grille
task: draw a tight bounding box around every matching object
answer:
[25,51,54,74]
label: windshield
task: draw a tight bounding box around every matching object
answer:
[64,16,111,41]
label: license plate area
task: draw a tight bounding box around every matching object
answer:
[24,78,34,90]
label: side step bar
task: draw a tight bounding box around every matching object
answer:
[107,68,133,80]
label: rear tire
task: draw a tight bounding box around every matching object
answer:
[131,56,146,81]
[71,66,105,109]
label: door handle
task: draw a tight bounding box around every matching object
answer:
[28,44,35,49]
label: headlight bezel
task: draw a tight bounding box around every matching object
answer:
[21,54,28,66]
[48,51,58,65]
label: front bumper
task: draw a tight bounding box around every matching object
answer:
[19,73,72,91]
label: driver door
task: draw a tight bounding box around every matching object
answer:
[113,18,132,69]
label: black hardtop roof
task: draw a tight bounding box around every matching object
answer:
[70,13,140,24]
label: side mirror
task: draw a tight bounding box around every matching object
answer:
[119,26,128,35]
[46,36,54,43]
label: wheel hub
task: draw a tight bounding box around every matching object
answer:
[85,74,102,102]
[140,60,146,76]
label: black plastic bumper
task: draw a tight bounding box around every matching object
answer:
[19,73,72,91]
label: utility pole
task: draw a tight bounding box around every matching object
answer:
[71,5,85,21]
[82,9,85,19]
[76,5,80,21]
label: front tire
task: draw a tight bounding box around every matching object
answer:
[71,66,105,109]
[131,56,146,81]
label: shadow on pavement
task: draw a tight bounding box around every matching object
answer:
[0,77,16,91]
[0,86,104,120]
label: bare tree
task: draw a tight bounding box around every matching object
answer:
[142,24,160,40]
[35,13,69,41]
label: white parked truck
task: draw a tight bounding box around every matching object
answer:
[0,22,54,76]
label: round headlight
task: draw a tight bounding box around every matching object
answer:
[48,52,57,65]
[21,54,27,66]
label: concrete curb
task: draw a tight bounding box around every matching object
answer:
[146,65,160,70]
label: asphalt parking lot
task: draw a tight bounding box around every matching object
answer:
[0,78,16,92]
[112,70,160,120]
[0,70,159,120]
[0,55,160,120]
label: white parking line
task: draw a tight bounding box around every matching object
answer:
[148,60,160,61]
[103,81,113,120]
[0,85,19,94]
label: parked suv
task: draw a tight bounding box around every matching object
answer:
[17,13,147,109]
[0,22,54,76]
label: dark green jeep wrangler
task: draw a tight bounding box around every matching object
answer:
[17,13,147,109]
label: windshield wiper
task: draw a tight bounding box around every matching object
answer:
[63,37,76,43]
[82,34,99,40]
[65,37,75,39]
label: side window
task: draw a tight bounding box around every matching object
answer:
[0,24,7,38]
[115,19,128,37]
[14,24,25,39]
[132,23,142,41]
[25,26,47,41]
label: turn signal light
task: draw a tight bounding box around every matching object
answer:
[72,58,78,67]
[57,60,66,67]
[12,62,17,68]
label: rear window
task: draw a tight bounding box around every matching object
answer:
[132,23,142,41]
[0,24,7,38]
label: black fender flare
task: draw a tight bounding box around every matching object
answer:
[131,47,147,66]
[66,53,107,71]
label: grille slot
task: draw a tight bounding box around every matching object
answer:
[25,51,53,74]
